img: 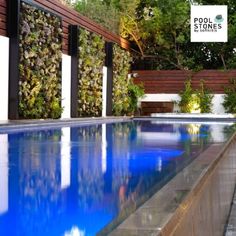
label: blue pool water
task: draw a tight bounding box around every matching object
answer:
[0,120,235,236]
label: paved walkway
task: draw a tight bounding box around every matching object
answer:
[225,188,236,236]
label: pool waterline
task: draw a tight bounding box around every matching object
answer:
[0,119,235,236]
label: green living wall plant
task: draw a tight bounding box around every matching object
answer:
[223,78,236,113]
[78,28,105,117]
[19,2,63,119]
[113,44,144,115]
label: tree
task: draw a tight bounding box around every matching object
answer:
[132,0,236,70]
[73,0,120,34]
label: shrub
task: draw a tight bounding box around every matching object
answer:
[197,80,213,113]
[178,79,199,113]
[177,78,213,113]
[223,78,236,113]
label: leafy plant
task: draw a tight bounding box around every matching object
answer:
[19,2,63,119]
[78,28,105,117]
[178,79,214,113]
[128,82,145,114]
[177,79,199,113]
[223,78,236,113]
[197,80,213,113]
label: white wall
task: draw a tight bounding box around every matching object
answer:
[61,54,72,119]
[212,94,225,114]
[0,36,9,121]
[140,93,226,114]
[102,66,108,117]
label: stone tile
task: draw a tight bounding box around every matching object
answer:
[141,188,190,215]
[118,208,172,231]
[225,232,236,236]
[109,228,161,236]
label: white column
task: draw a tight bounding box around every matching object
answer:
[0,134,9,215]
[60,127,71,189]
[102,66,108,117]
[101,124,107,174]
[0,36,9,121]
[61,54,72,119]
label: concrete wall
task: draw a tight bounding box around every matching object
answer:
[61,54,72,119]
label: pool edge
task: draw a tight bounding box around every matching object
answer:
[109,131,236,236]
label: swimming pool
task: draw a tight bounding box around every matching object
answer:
[0,120,235,236]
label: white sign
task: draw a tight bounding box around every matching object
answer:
[191,5,228,42]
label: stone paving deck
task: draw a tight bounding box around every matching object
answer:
[225,188,236,236]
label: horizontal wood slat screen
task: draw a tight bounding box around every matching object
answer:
[133,70,236,94]
[0,0,6,36]
[0,0,130,53]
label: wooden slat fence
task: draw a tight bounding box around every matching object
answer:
[0,0,6,36]
[133,70,236,94]
[0,0,130,54]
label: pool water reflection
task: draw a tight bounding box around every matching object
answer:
[0,121,234,236]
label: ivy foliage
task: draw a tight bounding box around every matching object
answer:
[112,44,144,115]
[223,78,236,113]
[19,2,63,119]
[78,28,105,117]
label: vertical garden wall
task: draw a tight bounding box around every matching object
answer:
[18,1,62,119]
[112,44,132,115]
[78,28,105,117]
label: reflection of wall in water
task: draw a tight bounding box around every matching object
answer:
[0,134,8,215]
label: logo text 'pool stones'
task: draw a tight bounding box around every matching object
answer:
[191,5,228,42]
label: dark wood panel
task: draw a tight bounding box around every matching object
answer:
[134,70,236,94]
[0,0,6,8]
[0,5,6,14]
[0,21,6,30]
[0,0,5,34]
[0,27,6,36]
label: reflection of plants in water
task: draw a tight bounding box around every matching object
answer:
[111,122,139,191]
[223,123,236,140]
[15,129,63,233]
[77,125,102,141]
[17,130,61,171]
[19,129,61,141]
[18,168,62,233]
[179,124,212,155]
[187,124,201,135]
[112,121,139,142]
[75,125,104,209]
[77,169,104,209]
